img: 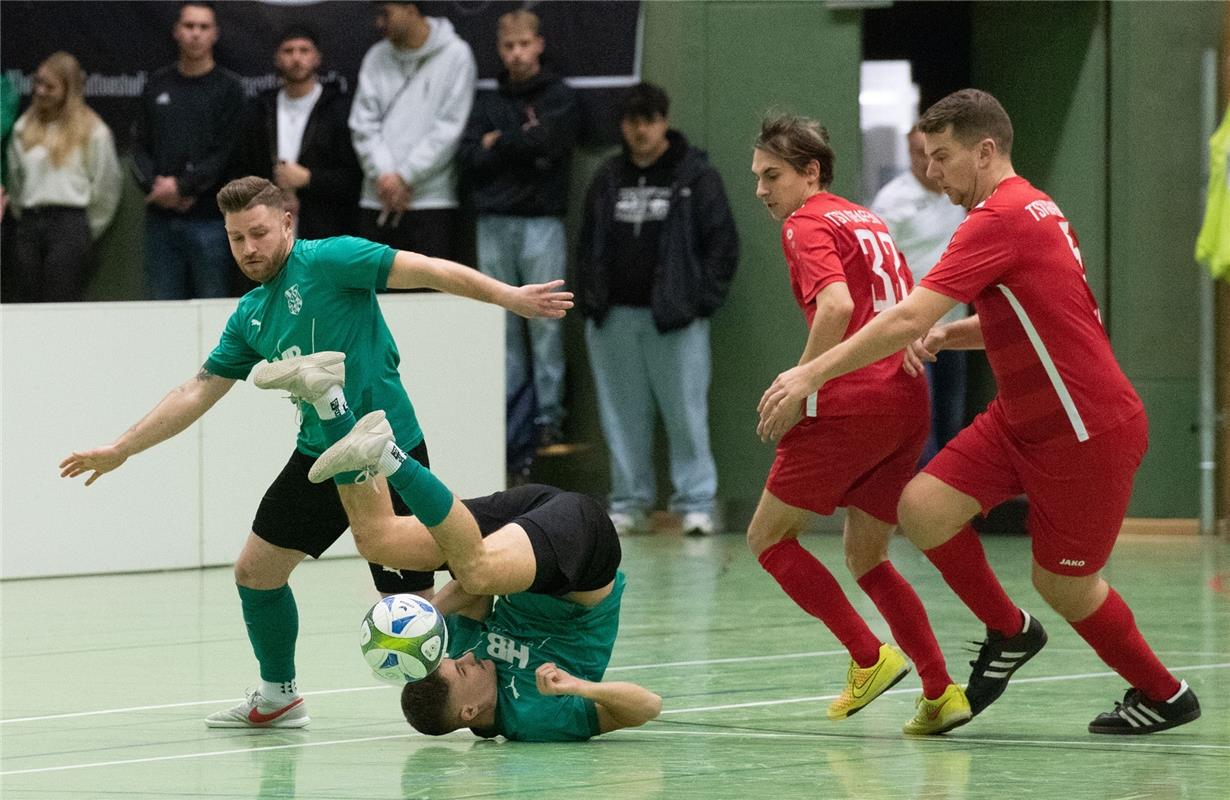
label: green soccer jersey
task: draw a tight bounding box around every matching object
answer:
[204,236,423,456]
[445,572,626,742]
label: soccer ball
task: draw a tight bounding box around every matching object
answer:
[359,593,448,684]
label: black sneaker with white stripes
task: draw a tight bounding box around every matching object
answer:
[1088,681,1200,735]
[964,610,1048,716]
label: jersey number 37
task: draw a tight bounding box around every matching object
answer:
[854,228,910,313]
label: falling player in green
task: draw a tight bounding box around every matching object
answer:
[276,371,661,740]
[58,176,573,728]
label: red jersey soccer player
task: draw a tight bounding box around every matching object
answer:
[759,90,1200,735]
[749,115,968,736]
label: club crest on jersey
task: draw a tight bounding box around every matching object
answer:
[284,284,303,315]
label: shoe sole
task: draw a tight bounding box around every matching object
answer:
[905,709,973,736]
[252,353,344,390]
[836,665,911,720]
[204,716,311,729]
[1087,707,1201,735]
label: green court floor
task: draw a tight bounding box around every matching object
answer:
[2,532,1227,799]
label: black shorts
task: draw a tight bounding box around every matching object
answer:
[463,485,621,596]
[252,443,434,594]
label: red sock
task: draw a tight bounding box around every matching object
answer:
[857,561,953,698]
[923,526,1022,637]
[759,538,881,667]
[1070,588,1180,702]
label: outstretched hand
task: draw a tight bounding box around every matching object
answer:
[536,662,586,696]
[508,280,574,320]
[59,445,127,486]
[757,365,821,442]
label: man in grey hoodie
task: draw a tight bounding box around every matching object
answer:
[350,2,476,260]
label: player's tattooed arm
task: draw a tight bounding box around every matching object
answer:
[61,364,236,484]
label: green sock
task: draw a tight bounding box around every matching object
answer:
[237,584,298,683]
[319,410,356,446]
[386,452,454,527]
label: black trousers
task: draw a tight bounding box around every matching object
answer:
[10,205,93,302]
[358,207,459,262]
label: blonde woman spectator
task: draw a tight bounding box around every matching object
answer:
[7,52,121,302]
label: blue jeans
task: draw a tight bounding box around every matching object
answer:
[477,215,567,428]
[921,349,969,465]
[145,214,233,300]
[585,307,717,515]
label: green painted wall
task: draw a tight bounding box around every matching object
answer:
[542,1,864,526]
[970,0,1218,517]
[1106,0,1221,517]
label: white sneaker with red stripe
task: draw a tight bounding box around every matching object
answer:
[204,689,310,729]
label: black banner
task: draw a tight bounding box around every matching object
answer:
[0,0,642,148]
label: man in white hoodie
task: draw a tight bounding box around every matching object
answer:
[350,2,476,260]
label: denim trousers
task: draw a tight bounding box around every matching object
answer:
[585,307,716,515]
[476,215,567,427]
[144,214,233,300]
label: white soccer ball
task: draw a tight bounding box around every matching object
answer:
[359,593,448,684]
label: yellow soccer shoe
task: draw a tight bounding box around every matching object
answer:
[827,643,910,720]
[903,683,973,735]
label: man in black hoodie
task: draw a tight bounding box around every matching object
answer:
[577,82,739,537]
[459,9,580,477]
[233,25,361,241]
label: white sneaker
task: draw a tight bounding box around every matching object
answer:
[682,512,715,536]
[308,410,393,484]
[251,351,346,404]
[204,689,310,729]
[609,510,648,535]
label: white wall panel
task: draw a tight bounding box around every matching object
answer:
[1,296,503,579]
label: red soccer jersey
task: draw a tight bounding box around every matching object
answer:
[921,176,1143,445]
[782,192,927,417]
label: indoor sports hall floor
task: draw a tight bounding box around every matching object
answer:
[2,532,1226,799]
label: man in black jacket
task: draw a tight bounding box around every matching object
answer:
[459,9,580,477]
[577,82,739,537]
[133,1,244,299]
[233,25,361,242]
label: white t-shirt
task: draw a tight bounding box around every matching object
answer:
[870,170,969,323]
[276,83,322,163]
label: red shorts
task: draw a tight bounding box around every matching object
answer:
[923,405,1148,576]
[766,413,928,524]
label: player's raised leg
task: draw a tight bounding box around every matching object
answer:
[747,490,908,720]
[311,411,537,594]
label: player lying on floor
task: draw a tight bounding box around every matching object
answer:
[302,402,661,741]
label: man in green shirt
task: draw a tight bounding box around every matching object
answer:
[59,176,573,729]
[305,427,663,742]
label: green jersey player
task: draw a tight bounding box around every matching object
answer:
[59,176,573,729]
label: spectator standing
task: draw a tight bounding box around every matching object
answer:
[870,126,968,463]
[458,9,580,476]
[350,2,476,260]
[577,83,738,536]
[6,51,121,302]
[132,1,244,299]
[233,25,361,240]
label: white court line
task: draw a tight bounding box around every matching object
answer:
[0,734,416,777]
[2,661,1227,776]
[0,649,849,725]
[660,662,1230,715]
[620,728,1230,752]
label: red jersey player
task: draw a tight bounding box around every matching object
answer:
[759,90,1200,735]
[748,115,968,736]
